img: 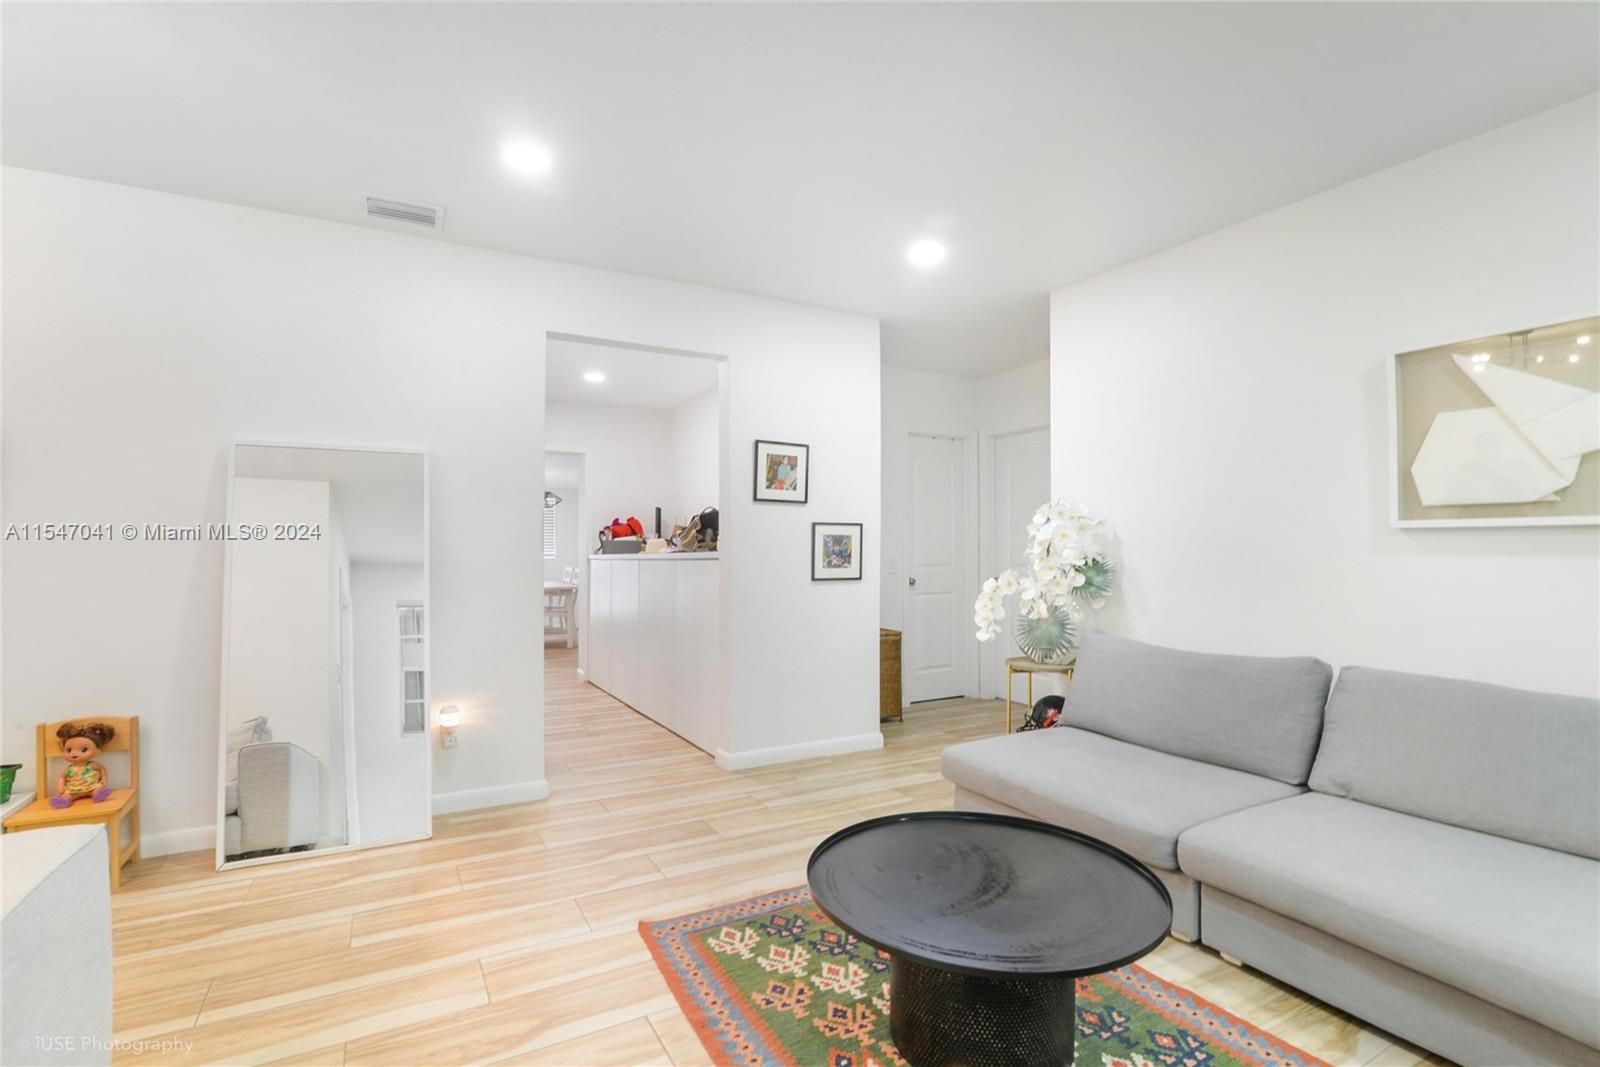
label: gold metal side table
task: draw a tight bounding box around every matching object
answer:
[1004,656,1076,733]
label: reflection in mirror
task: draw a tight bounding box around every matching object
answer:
[219,444,429,868]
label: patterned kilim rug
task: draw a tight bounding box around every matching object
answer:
[640,886,1332,1067]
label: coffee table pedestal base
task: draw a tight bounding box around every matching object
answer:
[888,955,1077,1067]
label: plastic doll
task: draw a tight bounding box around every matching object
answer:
[49,722,115,808]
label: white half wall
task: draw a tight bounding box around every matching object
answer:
[1050,95,1600,698]
[2,167,881,851]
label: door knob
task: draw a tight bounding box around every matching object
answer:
[908,577,917,587]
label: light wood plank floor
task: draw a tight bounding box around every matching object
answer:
[110,646,1448,1066]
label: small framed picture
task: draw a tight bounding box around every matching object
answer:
[812,522,863,581]
[754,440,809,503]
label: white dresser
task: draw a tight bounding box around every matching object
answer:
[586,553,723,754]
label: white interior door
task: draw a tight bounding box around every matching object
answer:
[989,427,1051,695]
[905,433,970,702]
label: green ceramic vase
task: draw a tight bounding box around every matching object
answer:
[1014,604,1076,665]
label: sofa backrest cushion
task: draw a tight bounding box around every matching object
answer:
[1062,631,1333,785]
[1309,666,1600,859]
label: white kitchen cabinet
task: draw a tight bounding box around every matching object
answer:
[587,554,723,754]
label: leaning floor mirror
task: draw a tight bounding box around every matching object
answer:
[217,443,431,869]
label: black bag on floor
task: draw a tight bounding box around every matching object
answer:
[1017,694,1064,731]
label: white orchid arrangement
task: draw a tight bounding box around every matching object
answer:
[974,500,1116,643]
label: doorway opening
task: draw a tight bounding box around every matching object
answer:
[542,332,729,755]
[543,451,584,651]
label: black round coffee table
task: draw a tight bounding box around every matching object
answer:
[807,811,1172,1067]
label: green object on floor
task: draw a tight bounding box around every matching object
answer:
[0,764,20,802]
[640,885,1332,1067]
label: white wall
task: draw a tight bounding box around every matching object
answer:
[1051,95,1600,699]
[2,167,881,852]
[546,389,720,549]
[666,386,722,529]
[350,562,428,846]
[977,361,1050,442]
[226,479,332,757]
[225,478,341,838]
[546,401,673,545]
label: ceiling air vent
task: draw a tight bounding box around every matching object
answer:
[362,194,443,231]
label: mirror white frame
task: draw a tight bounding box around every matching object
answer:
[215,440,432,871]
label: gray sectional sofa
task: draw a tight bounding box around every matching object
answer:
[941,632,1600,1067]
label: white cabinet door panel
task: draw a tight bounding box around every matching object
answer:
[637,560,678,733]
[674,561,721,752]
[906,434,968,702]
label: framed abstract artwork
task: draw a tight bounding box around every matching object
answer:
[754,440,809,503]
[812,522,863,581]
[1390,313,1598,527]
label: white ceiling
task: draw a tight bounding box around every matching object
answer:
[547,338,720,409]
[5,4,1596,375]
[235,445,425,566]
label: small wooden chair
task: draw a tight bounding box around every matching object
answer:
[544,584,577,648]
[2,716,140,888]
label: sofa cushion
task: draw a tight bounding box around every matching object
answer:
[1309,667,1600,859]
[1061,631,1333,785]
[225,715,273,783]
[940,726,1300,870]
[1177,792,1600,1049]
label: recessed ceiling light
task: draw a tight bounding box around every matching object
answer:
[1569,354,1582,364]
[1536,354,1546,363]
[906,239,947,269]
[501,138,554,178]
[1578,335,1592,345]
[582,370,606,384]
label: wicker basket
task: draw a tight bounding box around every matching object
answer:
[879,628,904,722]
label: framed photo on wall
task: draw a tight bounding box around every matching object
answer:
[754,440,809,503]
[812,522,863,581]
[1390,313,1598,527]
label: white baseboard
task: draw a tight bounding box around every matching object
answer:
[431,779,550,815]
[132,783,552,858]
[715,732,883,771]
[141,824,214,858]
